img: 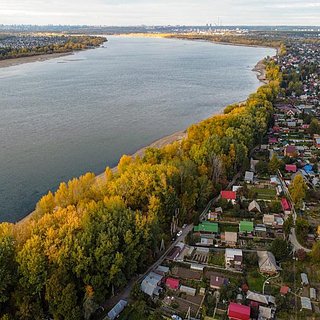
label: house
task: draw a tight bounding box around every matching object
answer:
[180,285,196,296]
[314,134,320,148]
[248,200,261,213]
[107,300,128,320]
[301,273,309,286]
[221,190,237,203]
[191,263,205,271]
[300,297,312,311]
[270,176,281,185]
[210,275,229,290]
[141,272,163,297]
[285,164,297,173]
[244,171,254,184]
[225,248,243,270]
[281,198,291,214]
[167,242,185,260]
[246,291,275,306]
[280,285,290,296]
[194,221,219,234]
[227,302,250,320]
[224,231,238,246]
[258,306,274,320]
[239,221,254,234]
[284,145,297,157]
[165,277,179,290]
[257,251,280,275]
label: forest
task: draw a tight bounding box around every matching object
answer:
[165,33,284,50]
[0,52,282,319]
[0,36,106,60]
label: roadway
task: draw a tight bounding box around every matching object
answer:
[101,224,194,318]
[277,170,311,253]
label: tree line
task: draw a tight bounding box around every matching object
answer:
[0,36,106,60]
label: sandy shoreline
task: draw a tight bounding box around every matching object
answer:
[0,52,74,69]
[15,37,271,226]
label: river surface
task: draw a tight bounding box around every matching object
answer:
[0,36,275,222]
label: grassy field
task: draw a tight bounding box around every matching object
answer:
[247,270,266,292]
[219,223,239,233]
[208,252,225,267]
[250,187,277,201]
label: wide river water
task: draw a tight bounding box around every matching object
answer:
[0,36,275,222]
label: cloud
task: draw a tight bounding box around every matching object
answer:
[1,0,319,25]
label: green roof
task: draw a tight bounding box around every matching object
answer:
[194,221,219,233]
[239,221,254,233]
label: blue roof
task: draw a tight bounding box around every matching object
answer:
[303,164,313,173]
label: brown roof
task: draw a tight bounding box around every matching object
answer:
[210,275,228,288]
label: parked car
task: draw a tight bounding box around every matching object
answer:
[177,230,182,237]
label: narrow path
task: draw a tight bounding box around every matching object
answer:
[277,170,311,253]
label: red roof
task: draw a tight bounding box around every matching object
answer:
[269,137,278,144]
[228,303,251,320]
[281,198,291,211]
[272,126,281,132]
[285,164,297,173]
[280,285,289,295]
[221,191,236,200]
[165,277,179,290]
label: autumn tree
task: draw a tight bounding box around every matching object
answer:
[289,174,307,209]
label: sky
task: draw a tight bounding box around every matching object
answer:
[1,0,320,26]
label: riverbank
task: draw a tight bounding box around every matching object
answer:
[0,52,74,69]
[15,37,273,226]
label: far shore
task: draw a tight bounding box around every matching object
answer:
[0,52,74,69]
[15,36,272,226]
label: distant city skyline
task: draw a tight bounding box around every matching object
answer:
[1,0,320,26]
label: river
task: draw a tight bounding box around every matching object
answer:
[0,36,275,222]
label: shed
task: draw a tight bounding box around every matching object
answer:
[280,285,290,295]
[191,263,205,271]
[180,285,196,296]
[227,302,250,320]
[310,288,317,300]
[258,306,273,320]
[107,300,128,320]
[301,273,309,286]
[244,171,254,183]
[155,265,169,275]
